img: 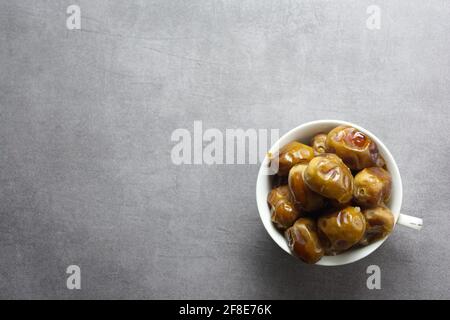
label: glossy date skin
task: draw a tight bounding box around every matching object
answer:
[318,206,366,254]
[303,153,354,204]
[311,133,328,155]
[267,185,300,230]
[285,218,324,264]
[326,126,383,170]
[359,206,395,246]
[288,164,326,212]
[354,167,392,208]
[275,142,315,176]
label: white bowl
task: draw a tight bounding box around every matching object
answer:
[256,120,419,266]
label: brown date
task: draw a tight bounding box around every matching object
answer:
[359,206,395,245]
[354,167,392,208]
[311,133,328,155]
[285,218,324,264]
[267,185,300,230]
[318,206,366,254]
[303,153,354,204]
[275,142,314,176]
[326,126,383,170]
[288,164,326,212]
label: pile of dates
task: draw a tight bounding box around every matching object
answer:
[268,125,395,264]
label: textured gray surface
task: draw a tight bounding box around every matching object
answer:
[0,0,449,299]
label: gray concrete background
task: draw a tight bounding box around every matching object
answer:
[0,0,449,299]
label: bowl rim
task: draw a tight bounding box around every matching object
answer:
[255,119,403,266]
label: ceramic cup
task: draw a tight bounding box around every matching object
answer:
[256,120,423,266]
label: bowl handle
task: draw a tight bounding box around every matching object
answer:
[397,213,423,230]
